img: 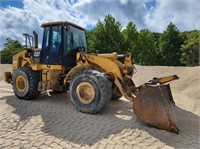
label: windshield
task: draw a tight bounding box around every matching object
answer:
[68,25,87,51]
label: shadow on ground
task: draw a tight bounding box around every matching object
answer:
[136,106,200,148]
[1,93,200,148]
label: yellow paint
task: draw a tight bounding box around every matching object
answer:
[76,82,95,104]
[65,64,91,83]
[97,52,118,60]
[124,53,133,66]
[84,54,124,80]
[4,72,11,82]
[31,64,63,71]
[8,48,137,99]
[16,75,27,92]
[158,75,179,84]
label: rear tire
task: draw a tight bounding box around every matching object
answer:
[12,67,40,100]
[111,85,122,100]
[69,70,111,114]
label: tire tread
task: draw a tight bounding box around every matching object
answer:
[70,70,111,114]
[13,67,40,100]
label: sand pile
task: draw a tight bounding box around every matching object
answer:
[133,65,200,115]
[1,64,199,103]
[0,64,11,81]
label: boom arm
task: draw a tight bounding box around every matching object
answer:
[77,52,137,101]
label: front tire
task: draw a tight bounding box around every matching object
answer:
[12,67,40,100]
[69,70,111,114]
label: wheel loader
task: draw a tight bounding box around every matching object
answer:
[4,21,179,133]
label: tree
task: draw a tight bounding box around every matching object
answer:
[152,32,161,50]
[180,31,200,66]
[94,15,123,53]
[122,22,139,62]
[159,22,184,66]
[137,29,158,65]
[85,16,199,66]
[86,29,96,53]
[1,38,23,64]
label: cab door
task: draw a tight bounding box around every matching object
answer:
[62,25,87,68]
[40,25,62,65]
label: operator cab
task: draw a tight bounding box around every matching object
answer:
[40,21,87,68]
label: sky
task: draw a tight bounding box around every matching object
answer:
[0,0,199,49]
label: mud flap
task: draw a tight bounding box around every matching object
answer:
[133,84,179,133]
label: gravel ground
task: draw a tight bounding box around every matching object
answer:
[0,65,199,149]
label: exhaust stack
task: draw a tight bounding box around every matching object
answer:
[33,30,38,48]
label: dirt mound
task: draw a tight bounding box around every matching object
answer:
[133,65,200,114]
[0,64,11,81]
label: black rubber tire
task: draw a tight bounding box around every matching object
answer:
[69,70,111,114]
[12,67,40,100]
[111,85,122,100]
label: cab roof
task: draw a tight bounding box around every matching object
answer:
[41,21,85,30]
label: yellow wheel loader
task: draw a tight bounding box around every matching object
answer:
[4,21,179,133]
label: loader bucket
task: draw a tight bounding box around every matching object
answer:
[133,84,179,134]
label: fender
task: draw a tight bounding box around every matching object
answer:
[64,64,91,84]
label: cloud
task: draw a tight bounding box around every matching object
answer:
[74,0,147,29]
[0,6,41,47]
[144,0,200,32]
[0,0,199,49]
[0,0,88,48]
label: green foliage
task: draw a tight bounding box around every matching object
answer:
[86,29,96,53]
[86,18,199,66]
[137,29,158,65]
[94,15,123,53]
[122,22,138,50]
[159,22,184,66]
[122,22,139,62]
[180,31,200,66]
[152,32,161,51]
[121,24,160,65]
[2,15,199,66]
[1,38,24,64]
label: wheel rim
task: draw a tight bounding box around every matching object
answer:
[16,75,27,92]
[76,82,95,104]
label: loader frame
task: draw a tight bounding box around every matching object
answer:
[4,20,180,133]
